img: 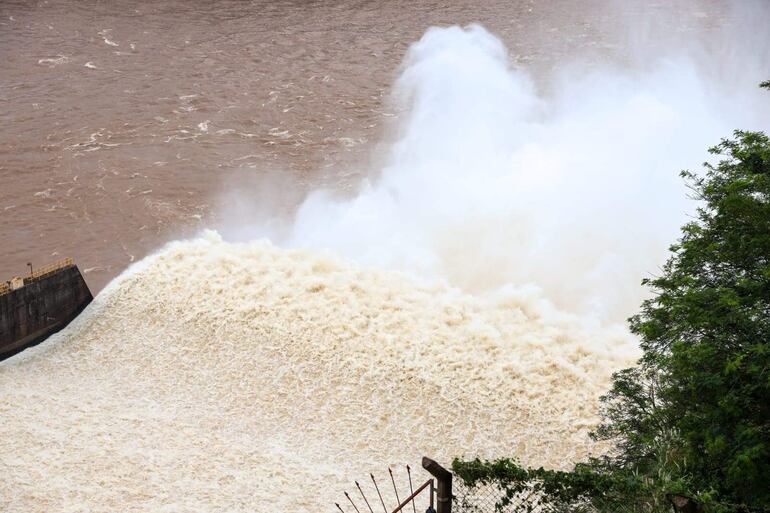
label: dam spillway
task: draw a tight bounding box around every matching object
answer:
[0,234,636,511]
[0,259,93,360]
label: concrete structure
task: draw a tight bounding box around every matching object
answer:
[0,261,92,360]
[9,276,24,291]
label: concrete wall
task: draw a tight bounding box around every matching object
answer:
[0,265,92,360]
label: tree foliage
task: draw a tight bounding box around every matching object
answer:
[453,457,674,512]
[454,84,770,512]
[619,128,770,506]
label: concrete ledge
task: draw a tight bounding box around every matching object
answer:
[0,265,92,360]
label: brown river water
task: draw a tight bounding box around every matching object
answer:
[0,0,730,292]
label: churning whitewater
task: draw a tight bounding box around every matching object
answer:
[0,233,635,511]
[2,24,769,512]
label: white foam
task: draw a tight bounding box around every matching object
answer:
[37,55,70,67]
[0,233,635,511]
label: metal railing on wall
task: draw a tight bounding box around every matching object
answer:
[26,257,73,282]
[0,258,74,297]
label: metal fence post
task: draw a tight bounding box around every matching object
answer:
[422,457,451,513]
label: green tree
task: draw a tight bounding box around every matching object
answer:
[620,127,770,505]
[454,84,770,512]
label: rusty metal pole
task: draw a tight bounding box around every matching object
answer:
[422,457,451,513]
[371,474,388,513]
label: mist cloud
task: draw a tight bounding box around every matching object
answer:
[227,13,770,325]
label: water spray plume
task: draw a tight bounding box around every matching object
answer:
[274,24,770,324]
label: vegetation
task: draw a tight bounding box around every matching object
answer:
[454,83,770,513]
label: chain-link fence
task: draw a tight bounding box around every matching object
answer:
[451,475,648,513]
[453,477,561,513]
[452,477,757,513]
[336,460,761,513]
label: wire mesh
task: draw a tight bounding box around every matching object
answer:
[452,477,561,513]
[452,476,717,513]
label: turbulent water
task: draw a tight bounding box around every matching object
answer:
[2,1,770,512]
[0,232,637,511]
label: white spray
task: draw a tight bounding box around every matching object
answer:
[245,22,770,324]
